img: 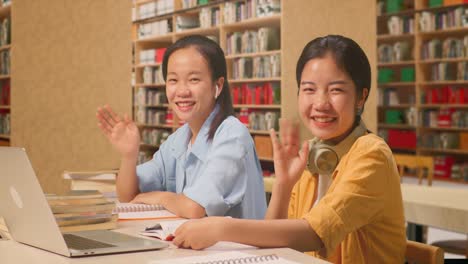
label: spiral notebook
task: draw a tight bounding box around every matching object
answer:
[113,203,177,220]
[150,251,301,264]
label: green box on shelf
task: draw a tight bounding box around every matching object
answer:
[198,0,209,5]
[386,0,403,13]
[378,68,394,84]
[385,110,403,124]
[428,0,443,7]
[400,67,415,82]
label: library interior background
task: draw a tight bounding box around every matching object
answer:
[0,0,468,259]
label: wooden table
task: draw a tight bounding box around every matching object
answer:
[0,219,329,264]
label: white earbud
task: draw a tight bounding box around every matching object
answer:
[215,85,219,99]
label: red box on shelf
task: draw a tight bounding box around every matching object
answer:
[232,86,241,104]
[155,48,166,63]
[264,82,273,105]
[434,156,455,178]
[387,129,416,149]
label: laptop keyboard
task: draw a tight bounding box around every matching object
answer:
[63,234,116,250]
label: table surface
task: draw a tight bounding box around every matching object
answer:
[401,183,468,233]
[0,218,329,264]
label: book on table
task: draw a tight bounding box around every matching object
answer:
[114,203,177,220]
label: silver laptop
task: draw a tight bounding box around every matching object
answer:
[0,147,168,257]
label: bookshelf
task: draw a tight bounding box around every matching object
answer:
[132,0,281,175]
[376,0,468,184]
[0,0,10,147]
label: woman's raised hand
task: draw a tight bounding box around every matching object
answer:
[269,119,309,189]
[96,105,140,158]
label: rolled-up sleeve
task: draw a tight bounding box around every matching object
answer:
[183,135,248,216]
[304,146,388,257]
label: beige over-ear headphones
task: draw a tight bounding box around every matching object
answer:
[307,121,367,175]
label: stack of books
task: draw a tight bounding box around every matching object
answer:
[63,170,118,199]
[46,190,118,233]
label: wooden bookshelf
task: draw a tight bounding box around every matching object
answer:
[225,50,281,59]
[419,57,468,64]
[234,104,281,109]
[377,60,415,67]
[0,2,10,147]
[229,77,281,84]
[376,0,468,183]
[132,0,282,169]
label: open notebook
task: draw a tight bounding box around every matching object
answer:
[113,203,177,220]
[150,251,303,264]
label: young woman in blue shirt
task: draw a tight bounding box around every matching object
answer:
[96,35,266,219]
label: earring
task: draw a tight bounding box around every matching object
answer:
[357,108,363,116]
[215,85,219,99]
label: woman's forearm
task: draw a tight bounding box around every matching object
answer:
[265,182,293,219]
[222,218,323,252]
[116,155,139,202]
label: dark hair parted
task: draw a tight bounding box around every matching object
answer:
[162,35,234,141]
[296,35,371,124]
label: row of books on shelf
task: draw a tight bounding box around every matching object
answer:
[421,36,468,60]
[135,89,167,106]
[226,27,280,55]
[383,109,418,126]
[430,61,468,81]
[231,54,280,79]
[139,47,166,64]
[422,109,467,128]
[421,131,468,150]
[378,67,414,83]
[224,0,254,23]
[0,49,9,75]
[378,41,412,63]
[379,88,415,106]
[138,18,172,39]
[419,7,467,32]
[376,0,413,15]
[386,16,414,35]
[176,15,201,31]
[142,65,164,85]
[0,17,10,47]
[382,107,467,128]
[0,80,9,105]
[199,6,221,28]
[231,82,280,105]
[141,128,170,147]
[422,86,468,104]
[135,108,175,126]
[0,112,9,135]
[433,156,468,181]
[238,109,278,131]
[133,0,175,21]
[1,0,10,7]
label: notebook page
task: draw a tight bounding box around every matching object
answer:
[150,251,301,264]
[118,210,176,220]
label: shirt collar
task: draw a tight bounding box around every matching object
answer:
[170,104,220,160]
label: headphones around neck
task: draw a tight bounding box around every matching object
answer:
[307,122,367,175]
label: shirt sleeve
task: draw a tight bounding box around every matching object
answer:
[136,140,170,193]
[182,133,248,217]
[304,144,389,257]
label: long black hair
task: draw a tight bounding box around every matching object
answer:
[296,35,371,125]
[162,35,234,140]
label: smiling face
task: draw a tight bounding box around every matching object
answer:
[165,47,218,131]
[298,53,367,143]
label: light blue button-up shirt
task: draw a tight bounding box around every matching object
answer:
[136,105,267,219]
